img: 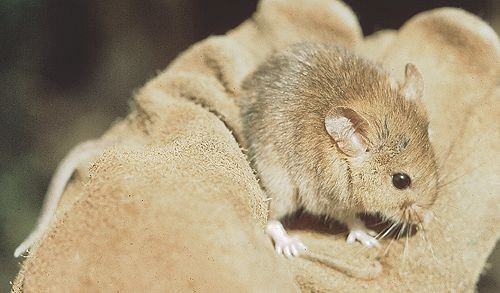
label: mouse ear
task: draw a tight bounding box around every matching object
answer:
[400,63,424,101]
[325,107,370,158]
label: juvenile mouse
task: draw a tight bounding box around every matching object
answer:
[241,43,438,257]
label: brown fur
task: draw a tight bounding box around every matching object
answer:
[241,43,438,225]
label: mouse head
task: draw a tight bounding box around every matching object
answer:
[325,64,438,226]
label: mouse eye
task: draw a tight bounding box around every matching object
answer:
[392,173,411,189]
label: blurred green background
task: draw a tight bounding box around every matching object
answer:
[0,0,498,291]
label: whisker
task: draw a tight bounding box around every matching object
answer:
[426,222,445,236]
[403,224,410,264]
[348,222,394,259]
[397,223,407,240]
[431,214,446,228]
[382,230,398,257]
[429,213,449,233]
[373,224,391,240]
[376,220,403,258]
[367,219,389,228]
[412,208,440,265]
[437,163,484,192]
[377,222,399,241]
[437,176,465,190]
[367,211,400,229]
[419,223,439,264]
[370,211,401,239]
[374,224,392,240]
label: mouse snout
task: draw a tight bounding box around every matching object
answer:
[401,202,433,224]
[423,210,433,224]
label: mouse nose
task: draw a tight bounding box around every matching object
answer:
[423,211,433,224]
[410,204,433,224]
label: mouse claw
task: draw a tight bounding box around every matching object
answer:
[274,235,307,258]
[347,229,381,248]
[346,233,356,244]
[283,246,292,258]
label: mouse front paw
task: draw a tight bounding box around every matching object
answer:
[347,229,380,248]
[274,235,308,258]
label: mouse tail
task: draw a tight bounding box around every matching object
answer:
[14,139,109,258]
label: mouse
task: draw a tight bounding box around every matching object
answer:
[240,43,439,258]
